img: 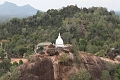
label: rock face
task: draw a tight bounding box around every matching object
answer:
[52,52,75,80]
[81,52,120,79]
[47,48,59,56]
[19,52,120,80]
[81,53,106,79]
[19,57,54,80]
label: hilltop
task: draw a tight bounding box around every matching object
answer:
[0,5,120,57]
[0,5,120,80]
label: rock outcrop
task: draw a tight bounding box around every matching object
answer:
[81,52,120,79]
[80,53,107,79]
[19,57,54,80]
[19,51,120,80]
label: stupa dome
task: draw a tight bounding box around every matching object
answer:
[55,33,64,47]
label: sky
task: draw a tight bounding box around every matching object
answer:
[0,0,120,11]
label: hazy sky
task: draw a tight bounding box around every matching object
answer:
[0,0,119,11]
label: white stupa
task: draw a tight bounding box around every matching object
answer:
[55,33,64,47]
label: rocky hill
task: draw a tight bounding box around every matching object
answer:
[18,51,120,80]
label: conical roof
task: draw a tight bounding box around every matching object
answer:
[55,33,64,47]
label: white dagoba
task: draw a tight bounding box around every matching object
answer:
[55,33,64,47]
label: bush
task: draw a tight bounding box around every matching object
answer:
[95,49,106,57]
[60,53,67,65]
[12,61,18,66]
[24,51,33,57]
[19,60,23,65]
[71,69,92,80]
[0,66,21,80]
[36,46,43,53]
[71,38,81,66]
[113,64,120,80]
[0,59,12,71]
[0,59,12,77]
[100,70,110,80]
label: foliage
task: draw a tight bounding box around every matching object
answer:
[79,38,87,52]
[0,59,12,77]
[0,47,6,59]
[36,46,43,53]
[0,66,21,80]
[95,49,106,57]
[0,6,120,79]
[0,6,120,57]
[60,52,67,65]
[71,38,81,66]
[100,70,110,80]
[12,61,18,66]
[113,64,120,80]
[71,69,92,80]
[19,60,23,65]
[24,51,33,57]
[106,62,116,71]
[16,45,27,57]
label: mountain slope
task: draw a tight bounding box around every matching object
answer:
[0,1,38,15]
[0,1,40,23]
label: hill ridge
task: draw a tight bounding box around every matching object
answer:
[0,1,38,15]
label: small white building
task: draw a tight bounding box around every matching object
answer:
[36,42,52,49]
[35,42,52,54]
[55,33,64,48]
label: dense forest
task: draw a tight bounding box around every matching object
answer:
[0,5,120,80]
[0,5,120,57]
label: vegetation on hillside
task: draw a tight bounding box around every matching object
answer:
[0,5,120,57]
[71,69,92,80]
[0,5,120,79]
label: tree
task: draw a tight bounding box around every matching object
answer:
[100,70,110,80]
[71,38,81,66]
[0,59,12,77]
[0,5,120,59]
[0,66,21,80]
[16,45,27,57]
[79,38,87,51]
[113,64,120,80]
[12,34,20,42]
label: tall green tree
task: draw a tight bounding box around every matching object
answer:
[79,38,87,51]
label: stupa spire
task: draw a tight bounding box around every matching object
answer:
[58,32,61,38]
